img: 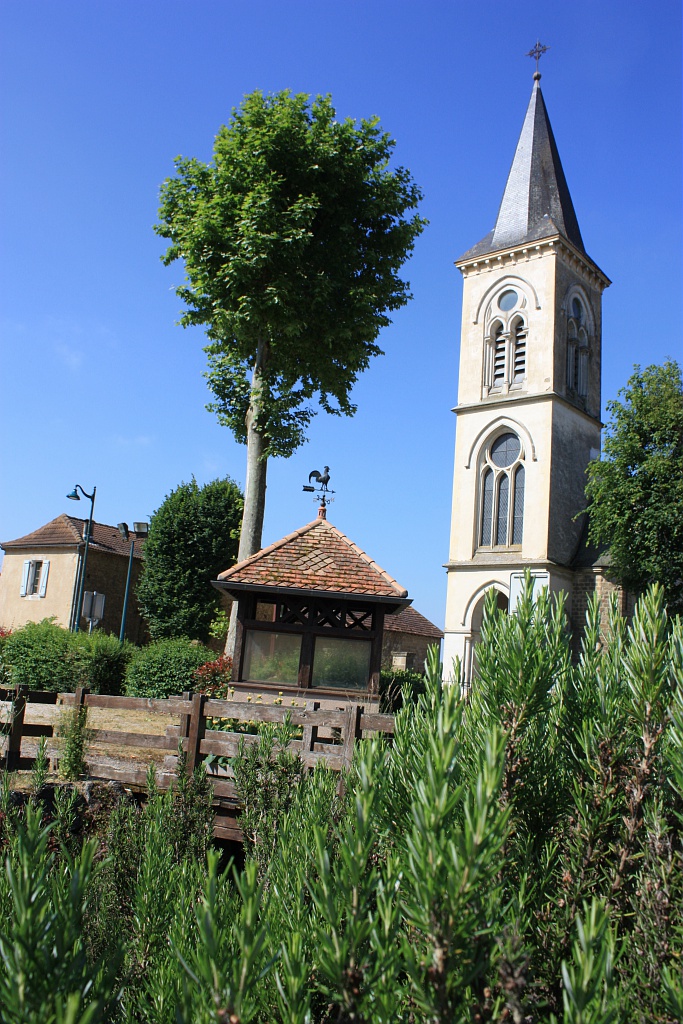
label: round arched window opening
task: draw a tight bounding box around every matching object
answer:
[490,432,521,467]
[498,289,518,312]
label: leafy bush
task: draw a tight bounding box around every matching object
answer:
[2,619,75,691]
[194,653,233,693]
[1,620,133,695]
[378,667,426,712]
[0,627,11,686]
[136,476,243,643]
[71,630,134,695]
[125,636,213,698]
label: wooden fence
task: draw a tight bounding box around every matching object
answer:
[0,687,395,842]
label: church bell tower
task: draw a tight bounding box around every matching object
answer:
[443,71,611,680]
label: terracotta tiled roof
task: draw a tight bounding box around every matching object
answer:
[217,517,408,599]
[2,514,145,559]
[384,606,443,639]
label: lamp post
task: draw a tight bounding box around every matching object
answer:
[67,484,96,633]
[117,521,148,642]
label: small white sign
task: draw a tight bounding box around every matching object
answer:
[509,571,550,612]
[83,591,106,624]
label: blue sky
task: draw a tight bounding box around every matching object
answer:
[1,0,681,630]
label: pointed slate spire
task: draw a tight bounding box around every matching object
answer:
[459,75,585,260]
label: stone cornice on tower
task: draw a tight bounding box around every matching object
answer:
[452,389,604,429]
[456,235,610,292]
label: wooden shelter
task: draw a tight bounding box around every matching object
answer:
[213,506,410,698]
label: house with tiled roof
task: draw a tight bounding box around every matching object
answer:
[382,606,444,673]
[0,514,146,641]
[214,505,432,696]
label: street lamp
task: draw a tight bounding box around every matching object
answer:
[66,484,96,633]
[117,521,148,642]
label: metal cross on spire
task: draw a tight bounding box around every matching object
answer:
[526,40,549,76]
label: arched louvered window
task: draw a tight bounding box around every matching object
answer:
[485,290,528,396]
[492,324,506,388]
[512,318,527,384]
[478,432,525,548]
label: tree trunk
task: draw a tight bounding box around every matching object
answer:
[225,339,269,658]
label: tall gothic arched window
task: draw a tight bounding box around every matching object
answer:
[479,432,525,548]
[567,297,589,398]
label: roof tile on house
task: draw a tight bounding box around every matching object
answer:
[384,606,443,639]
[2,515,145,559]
[217,517,408,599]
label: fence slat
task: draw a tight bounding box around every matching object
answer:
[60,694,194,715]
[0,689,59,706]
[88,729,185,751]
[203,700,349,728]
[21,723,54,738]
[359,712,396,734]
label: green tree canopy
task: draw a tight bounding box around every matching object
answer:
[136,477,243,642]
[155,90,426,566]
[585,360,683,612]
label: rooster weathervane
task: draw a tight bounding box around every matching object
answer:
[303,465,335,512]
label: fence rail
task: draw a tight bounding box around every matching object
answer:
[0,687,395,842]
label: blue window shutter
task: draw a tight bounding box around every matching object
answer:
[20,560,31,597]
[39,560,50,597]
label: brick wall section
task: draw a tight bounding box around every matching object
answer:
[570,568,634,660]
[80,549,146,643]
[381,630,436,673]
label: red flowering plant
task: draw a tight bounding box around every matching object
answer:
[193,654,233,699]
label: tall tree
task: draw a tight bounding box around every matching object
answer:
[585,360,683,613]
[155,90,426,567]
[136,477,243,643]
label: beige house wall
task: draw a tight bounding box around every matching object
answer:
[0,546,146,643]
[0,548,79,630]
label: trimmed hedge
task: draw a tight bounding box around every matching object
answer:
[125,637,213,699]
[70,631,134,695]
[2,620,75,692]
[0,620,133,695]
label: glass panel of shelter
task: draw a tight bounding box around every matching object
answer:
[239,593,378,690]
